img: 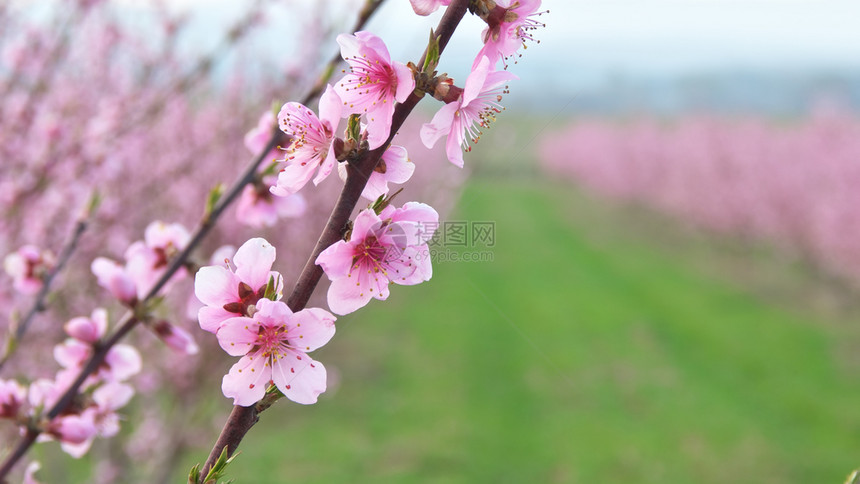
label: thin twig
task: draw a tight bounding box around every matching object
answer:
[0,207,92,373]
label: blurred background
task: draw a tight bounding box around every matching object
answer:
[2,0,860,482]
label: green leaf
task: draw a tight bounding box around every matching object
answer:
[187,464,201,484]
[203,183,225,222]
[346,114,362,143]
[422,29,441,74]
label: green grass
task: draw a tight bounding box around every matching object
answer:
[180,178,860,483]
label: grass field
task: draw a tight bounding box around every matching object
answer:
[172,177,860,483]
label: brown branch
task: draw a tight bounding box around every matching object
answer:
[197,1,471,480]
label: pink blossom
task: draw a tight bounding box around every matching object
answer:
[61,382,134,457]
[337,144,414,200]
[194,237,283,333]
[64,308,108,344]
[409,0,451,15]
[316,202,438,315]
[54,338,141,384]
[236,181,307,228]
[475,0,545,69]
[91,257,137,305]
[124,221,190,298]
[244,110,277,157]
[151,320,199,355]
[3,245,54,295]
[218,299,335,406]
[421,56,516,167]
[0,378,26,418]
[271,85,342,196]
[28,379,98,456]
[51,414,98,457]
[334,32,415,149]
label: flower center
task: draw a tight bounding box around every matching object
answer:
[222,282,266,317]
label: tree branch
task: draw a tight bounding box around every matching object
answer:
[198,0,471,479]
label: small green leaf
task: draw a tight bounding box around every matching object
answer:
[203,184,225,222]
[422,29,441,74]
[188,464,201,484]
[346,114,362,143]
[263,274,281,301]
[85,190,102,218]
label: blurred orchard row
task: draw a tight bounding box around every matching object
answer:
[539,106,860,286]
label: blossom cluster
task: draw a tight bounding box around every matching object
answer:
[0,0,544,478]
[0,308,140,458]
[192,0,544,409]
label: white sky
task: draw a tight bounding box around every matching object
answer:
[108,0,860,92]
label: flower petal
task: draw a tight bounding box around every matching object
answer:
[194,265,239,307]
[393,61,416,103]
[316,240,355,280]
[420,102,458,149]
[198,305,234,333]
[233,238,276,291]
[216,316,260,357]
[271,350,327,405]
[327,272,374,315]
[221,354,270,407]
[287,308,336,352]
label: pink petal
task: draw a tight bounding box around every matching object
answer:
[215,316,260,357]
[54,340,89,369]
[463,56,491,107]
[351,209,382,241]
[393,61,416,103]
[421,101,458,149]
[104,344,142,381]
[233,237,276,291]
[222,354,270,407]
[60,438,93,459]
[54,414,97,445]
[93,382,134,410]
[409,0,446,15]
[381,145,414,184]
[271,350,327,405]
[362,171,390,201]
[445,122,466,168]
[271,160,318,196]
[254,298,292,321]
[327,273,374,315]
[287,308,336,352]
[312,142,337,186]
[318,84,343,131]
[365,99,395,150]
[355,31,391,64]
[198,305,234,333]
[91,257,137,304]
[316,240,356,279]
[395,246,433,285]
[335,33,362,62]
[194,265,239,307]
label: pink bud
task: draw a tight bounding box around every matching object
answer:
[91,257,137,305]
[153,321,199,355]
[64,308,108,343]
[0,378,27,418]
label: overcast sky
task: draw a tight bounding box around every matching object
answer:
[155,0,860,76]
